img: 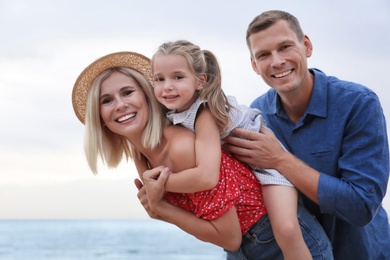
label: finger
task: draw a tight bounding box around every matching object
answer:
[134,178,143,190]
[143,166,164,180]
[260,125,273,135]
[231,128,257,139]
[224,135,246,146]
[157,167,170,184]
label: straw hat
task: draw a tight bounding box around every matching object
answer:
[72,51,152,124]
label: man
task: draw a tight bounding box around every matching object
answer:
[224,10,390,259]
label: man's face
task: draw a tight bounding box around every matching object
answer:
[249,20,313,95]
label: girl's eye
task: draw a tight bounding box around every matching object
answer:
[174,75,183,80]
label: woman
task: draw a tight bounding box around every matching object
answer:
[72,51,332,259]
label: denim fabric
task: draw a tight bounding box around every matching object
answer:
[225,203,333,260]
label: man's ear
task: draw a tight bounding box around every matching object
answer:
[251,57,260,75]
[304,35,313,58]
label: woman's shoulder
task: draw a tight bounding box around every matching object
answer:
[163,125,196,170]
[164,125,195,139]
[164,125,195,153]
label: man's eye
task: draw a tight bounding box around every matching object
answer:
[257,53,268,60]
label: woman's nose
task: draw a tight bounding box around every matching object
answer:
[115,98,128,110]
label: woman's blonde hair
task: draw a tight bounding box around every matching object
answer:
[84,67,170,174]
[151,40,233,132]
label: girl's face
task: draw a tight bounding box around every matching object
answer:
[99,71,149,139]
[152,54,204,112]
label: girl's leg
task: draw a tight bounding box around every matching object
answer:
[262,184,312,260]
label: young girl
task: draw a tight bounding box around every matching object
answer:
[151,40,314,259]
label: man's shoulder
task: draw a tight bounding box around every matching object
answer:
[250,89,275,109]
[311,68,377,103]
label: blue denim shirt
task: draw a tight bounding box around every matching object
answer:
[251,68,390,260]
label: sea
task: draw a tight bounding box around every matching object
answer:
[0,219,227,260]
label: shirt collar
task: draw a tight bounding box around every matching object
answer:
[308,68,327,118]
[268,68,327,119]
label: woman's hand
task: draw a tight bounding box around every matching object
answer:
[134,167,166,220]
[137,166,242,250]
[134,166,170,220]
[143,166,170,210]
[134,178,158,219]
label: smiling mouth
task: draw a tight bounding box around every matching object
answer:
[116,113,135,123]
[273,69,293,78]
[164,95,178,100]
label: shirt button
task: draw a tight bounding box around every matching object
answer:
[370,189,375,193]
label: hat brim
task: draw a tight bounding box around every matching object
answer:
[72,51,152,124]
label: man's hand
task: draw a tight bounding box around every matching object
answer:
[223,126,285,170]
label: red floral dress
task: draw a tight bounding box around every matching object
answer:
[166,150,267,235]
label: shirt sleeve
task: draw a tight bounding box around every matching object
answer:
[318,92,389,226]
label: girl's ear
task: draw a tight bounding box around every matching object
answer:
[197,73,207,90]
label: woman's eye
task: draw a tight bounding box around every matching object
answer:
[101,98,112,104]
[124,90,133,96]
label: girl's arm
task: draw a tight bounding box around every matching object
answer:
[142,167,242,251]
[165,107,222,193]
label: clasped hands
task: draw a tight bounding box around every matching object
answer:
[134,166,170,220]
[134,126,284,218]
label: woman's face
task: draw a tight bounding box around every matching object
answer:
[99,71,149,138]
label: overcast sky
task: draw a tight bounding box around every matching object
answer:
[1,0,389,219]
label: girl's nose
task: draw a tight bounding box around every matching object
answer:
[163,79,173,90]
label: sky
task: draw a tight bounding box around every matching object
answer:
[0,0,390,219]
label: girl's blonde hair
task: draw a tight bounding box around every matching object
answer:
[151,40,233,132]
[84,67,170,174]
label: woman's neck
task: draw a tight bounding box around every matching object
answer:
[133,133,168,169]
